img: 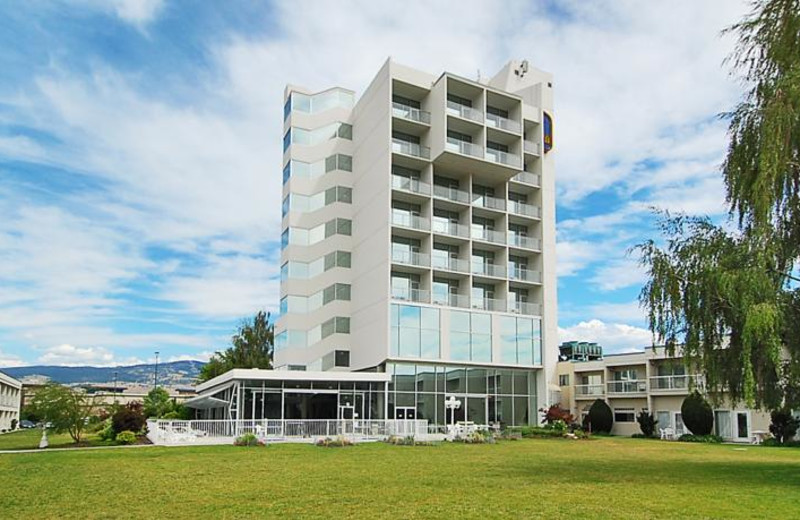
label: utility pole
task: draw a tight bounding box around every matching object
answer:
[154,351,160,389]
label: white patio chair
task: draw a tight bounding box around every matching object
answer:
[660,427,675,440]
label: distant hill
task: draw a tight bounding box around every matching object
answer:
[2,360,205,386]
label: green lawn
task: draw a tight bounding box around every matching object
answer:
[1,437,798,519]
[0,428,107,450]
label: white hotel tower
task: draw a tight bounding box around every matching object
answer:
[276,59,557,426]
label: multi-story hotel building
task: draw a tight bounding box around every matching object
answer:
[556,347,773,442]
[269,58,557,427]
[0,370,22,431]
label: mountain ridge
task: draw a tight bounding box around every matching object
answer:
[1,360,205,386]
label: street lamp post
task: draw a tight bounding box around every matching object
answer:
[445,395,462,440]
[154,351,160,389]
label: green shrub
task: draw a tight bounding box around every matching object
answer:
[116,430,137,445]
[636,410,658,438]
[234,433,263,447]
[762,438,800,448]
[588,399,613,434]
[769,409,799,444]
[681,392,714,436]
[678,434,722,443]
[98,418,116,441]
[10,419,17,430]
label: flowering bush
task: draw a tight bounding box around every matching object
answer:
[234,433,265,447]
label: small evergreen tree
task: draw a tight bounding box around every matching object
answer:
[143,387,173,418]
[769,409,800,444]
[198,311,274,382]
[588,399,613,433]
[681,392,714,436]
[636,410,658,437]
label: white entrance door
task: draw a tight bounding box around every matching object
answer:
[673,412,686,436]
[714,410,732,440]
[395,407,416,436]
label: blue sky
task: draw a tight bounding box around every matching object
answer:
[0,0,749,367]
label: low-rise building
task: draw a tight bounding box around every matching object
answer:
[557,346,771,442]
[0,370,22,431]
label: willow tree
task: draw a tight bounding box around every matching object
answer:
[637,0,800,410]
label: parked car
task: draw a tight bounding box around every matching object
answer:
[20,420,36,429]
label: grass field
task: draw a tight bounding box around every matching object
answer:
[1,435,799,519]
[0,428,108,450]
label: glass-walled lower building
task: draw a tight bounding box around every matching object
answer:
[187,365,539,427]
[387,362,537,427]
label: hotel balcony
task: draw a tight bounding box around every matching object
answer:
[472,194,506,211]
[446,100,483,123]
[472,228,506,245]
[472,297,506,312]
[508,234,541,251]
[509,301,541,316]
[432,293,470,309]
[391,213,430,231]
[508,201,541,218]
[392,175,431,196]
[391,250,430,268]
[485,148,522,168]
[649,374,706,393]
[606,380,648,395]
[391,287,431,303]
[392,138,430,159]
[432,220,470,239]
[574,384,606,399]
[510,171,541,187]
[432,256,470,273]
[433,184,470,204]
[392,102,431,125]
[524,140,541,156]
[471,262,506,278]
[446,137,483,159]
[508,268,542,284]
[486,112,521,134]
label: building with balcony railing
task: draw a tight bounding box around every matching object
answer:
[556,346,772,442]
[190,59,557,430]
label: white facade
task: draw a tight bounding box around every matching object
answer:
[275,59,557,426]
[0,370,22,431]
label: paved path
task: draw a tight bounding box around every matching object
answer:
[0,443,159,455]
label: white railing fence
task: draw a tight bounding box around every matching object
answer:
[147,419,429,445]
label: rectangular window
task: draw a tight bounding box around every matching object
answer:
[614,408,636,423]
[559,374,570,386]
[282,162,291,184]
[283,130,291,152]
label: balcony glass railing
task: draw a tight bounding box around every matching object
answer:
[472,298,506,312]
[432,220,470,238]
[509,268,542,283]
[392,175,430,195]
[486,112,521,133]
[511,171,541,186]
[432,256,470,273]
[471,263,506,278]
[649,375,705,392]
[392,102,431,124]
[392,138,430,159]
[391,213,430,231]
[446,137,483,158]
[433,184,470,203]
[508,201,541,218]
[524,140,541,155]
[446,100,483,123]
[485,148,522,167]
[509,301,541,316]
[391,250,430,267]
[508,234,541,250]
[392,288,430,303]
[607,380,648,394]
[575,384,605,397]
[472,195,506,211]
[472,228,506,244]
[432,293,470,308]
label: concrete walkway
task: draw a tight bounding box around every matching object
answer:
[0,443,159,455]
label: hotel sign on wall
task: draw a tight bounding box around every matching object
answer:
[543,112,553,153]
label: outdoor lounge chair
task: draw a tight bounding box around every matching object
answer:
[659,427,675,440]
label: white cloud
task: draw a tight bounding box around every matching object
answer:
[590,258,647,292]
[69,0,165,26]
[38,344,115,366]
[559,319,652,354]
[0,350,25,368]
[167,352,213,363]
